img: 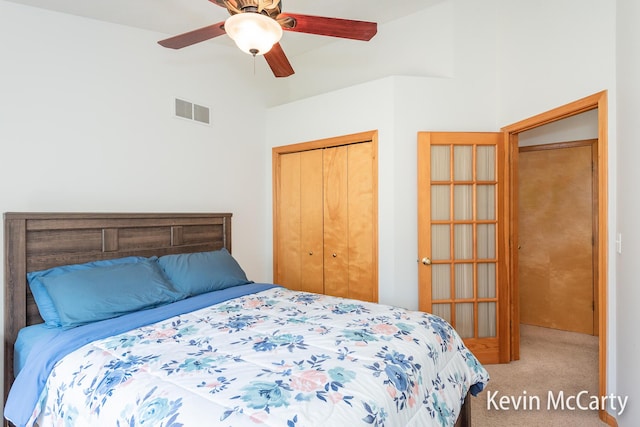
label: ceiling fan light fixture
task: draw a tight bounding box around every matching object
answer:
[224,12,283,56]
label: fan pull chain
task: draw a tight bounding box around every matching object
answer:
[250,48,258,76]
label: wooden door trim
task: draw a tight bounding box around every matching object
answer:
[272,130,378,154]
[518,138,596,152]
[272,130,379,300]
[502,91,611,425]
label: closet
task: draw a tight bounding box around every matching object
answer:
[273,131,378,302]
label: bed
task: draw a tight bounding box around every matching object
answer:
[3,212,488,427]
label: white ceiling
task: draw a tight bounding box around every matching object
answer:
[6,0,443,56]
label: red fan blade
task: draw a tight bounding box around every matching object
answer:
[279,13,377,41]
[158,22,226,49]
[264,43,295,78]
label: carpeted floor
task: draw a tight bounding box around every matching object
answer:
[470,324,608,426]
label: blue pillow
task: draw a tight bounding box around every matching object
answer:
[40,258,186,329]
[27,256,148,328]
[157,248,252,297]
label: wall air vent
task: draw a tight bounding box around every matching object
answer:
[174,98,210,125]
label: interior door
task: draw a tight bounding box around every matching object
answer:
[518,141,596,335]
[275,152,303,289]
[323,145,350,297]
[300,149,325,294]
[418,132,508,364]
[275,150,324,294]
[323,142,377,302]
[346,141,376,302]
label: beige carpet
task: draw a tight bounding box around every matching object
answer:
[470,324,607,426]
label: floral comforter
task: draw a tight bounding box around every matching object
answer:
[19,287,488,426]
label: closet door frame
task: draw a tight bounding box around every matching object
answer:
[272,130,379,301]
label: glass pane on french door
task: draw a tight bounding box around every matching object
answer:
[430,143,498,339]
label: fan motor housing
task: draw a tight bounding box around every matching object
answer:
[223,0,282,19]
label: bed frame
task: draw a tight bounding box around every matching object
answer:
[3,211,471,427]
[3,212,232,409]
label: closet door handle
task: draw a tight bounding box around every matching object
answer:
[332,253,337,258]
[309,251,313,255]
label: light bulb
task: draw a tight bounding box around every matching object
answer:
[225,13,283,56]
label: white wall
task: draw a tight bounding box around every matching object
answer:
[615,0,640,424]
[265,77,398,299]
[518,110,599,147]
[496,1,616,124]
[1,0,631,422]
[266,0,622,418]
[0,1,276,397]
[0,2,275,282]
[265,0,500,310]
[265,0,618,308]
[494,0,618,409]
[269,1,454,105]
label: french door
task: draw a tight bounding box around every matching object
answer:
[418,132,509,364]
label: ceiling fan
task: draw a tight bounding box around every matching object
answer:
[158,0,378,78]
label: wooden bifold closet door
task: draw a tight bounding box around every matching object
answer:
[273,134,378,302]
[276,149,325,295]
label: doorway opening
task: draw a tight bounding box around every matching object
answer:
[502,91,610,424]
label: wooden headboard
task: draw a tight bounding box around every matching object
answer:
[3,212,232,405]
